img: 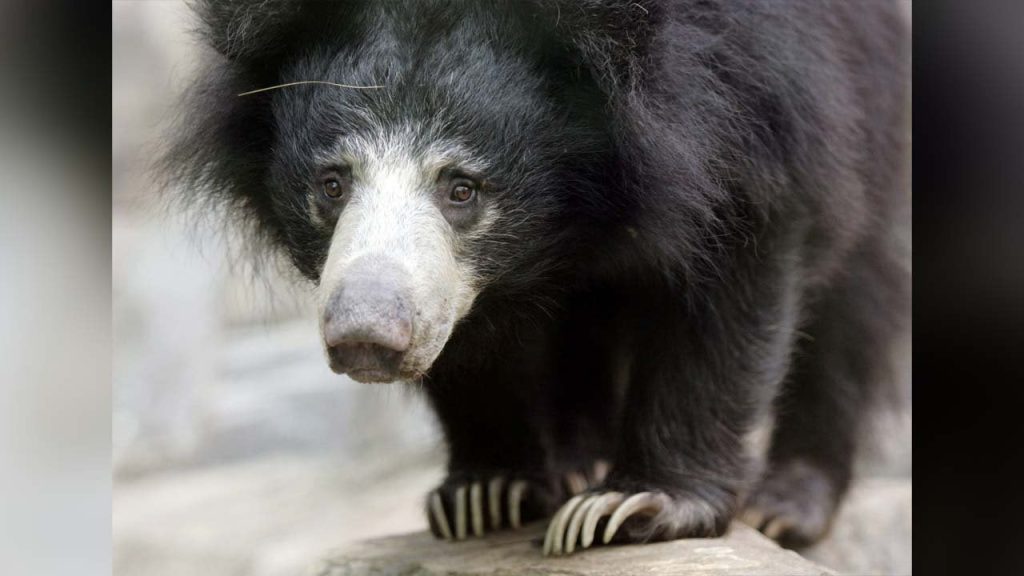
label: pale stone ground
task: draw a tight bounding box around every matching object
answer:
[321,523,838,576]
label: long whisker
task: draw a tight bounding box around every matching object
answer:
[237,80,385,97]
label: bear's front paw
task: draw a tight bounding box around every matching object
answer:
[428,471,581,537]
[543,489,726,556]
[426,475,546,540]
[427,461,611,542]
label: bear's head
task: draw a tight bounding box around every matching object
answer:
[167,1,656,382]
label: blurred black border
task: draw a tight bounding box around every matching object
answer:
[10,0,1024,573]
[915,1,1024,574]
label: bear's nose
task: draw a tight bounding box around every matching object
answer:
[321,258,414,382]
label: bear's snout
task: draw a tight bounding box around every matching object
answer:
[321,258,414,382]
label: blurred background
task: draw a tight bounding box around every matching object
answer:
[111,2,911,575]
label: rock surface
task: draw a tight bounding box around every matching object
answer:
[804,479,912,576]
[314,523,835,576]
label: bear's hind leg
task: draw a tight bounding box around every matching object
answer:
[742,242,909,548]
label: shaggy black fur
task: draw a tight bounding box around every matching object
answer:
[166,0,909,549]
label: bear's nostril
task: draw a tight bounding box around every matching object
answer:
[322,312,413,354]
[327,342,405,381]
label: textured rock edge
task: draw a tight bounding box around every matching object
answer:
[312,522,835,576]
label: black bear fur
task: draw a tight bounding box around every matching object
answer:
[165,0,909,549]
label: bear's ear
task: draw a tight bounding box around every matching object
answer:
[528,0,659,94]
[191,0,311,62]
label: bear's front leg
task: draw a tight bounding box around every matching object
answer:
[423,321,596,540]
[545,257,802,555]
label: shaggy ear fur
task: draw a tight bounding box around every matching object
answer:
[163,2,350,262]
[191,0,308,61]
[160,1,314,261]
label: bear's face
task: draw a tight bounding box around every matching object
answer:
[252,14,612,382]
[301,129,490,383]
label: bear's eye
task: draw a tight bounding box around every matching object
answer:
[322,177,343,198]
[448,179,477,204]
[320,169,350,200]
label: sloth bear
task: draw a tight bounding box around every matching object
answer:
[166,0,909,555]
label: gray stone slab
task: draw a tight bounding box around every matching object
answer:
[804,479,912,575]
[314,523,835,576]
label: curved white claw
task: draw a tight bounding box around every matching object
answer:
[544,494,586,556]
[542,500,565,556]
[488,476,505,530]
[602,492,665,544]
[507,480,528,529]
[430,491,453,541]
[581,492,624,549]
[565,494,600,554]
[453,485,468,540]
[470,482,485,537]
